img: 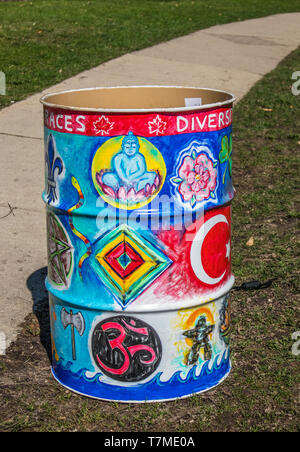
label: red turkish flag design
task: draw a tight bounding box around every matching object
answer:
[154,205,232,299]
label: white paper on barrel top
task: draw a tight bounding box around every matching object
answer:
[184,97,202,107]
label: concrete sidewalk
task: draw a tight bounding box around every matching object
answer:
[0,13,300,349]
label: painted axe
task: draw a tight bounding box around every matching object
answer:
[61,308,85,360]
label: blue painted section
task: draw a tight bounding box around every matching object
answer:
[45,124,233,401]
[52,352,230,402]
[43,127,234,216]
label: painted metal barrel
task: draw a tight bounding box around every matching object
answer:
[40,86,236,402]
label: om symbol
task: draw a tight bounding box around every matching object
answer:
[91,316,162,382]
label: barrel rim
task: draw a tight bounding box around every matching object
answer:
[40,85,237,113]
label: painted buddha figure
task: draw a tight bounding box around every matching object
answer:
[102,132,157,194]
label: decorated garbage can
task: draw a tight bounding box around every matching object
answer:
[40,86,236,402]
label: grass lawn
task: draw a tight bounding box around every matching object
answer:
[0,40,299,431]
[1,0,300,108]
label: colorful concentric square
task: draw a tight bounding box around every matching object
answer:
[92,225,172,308]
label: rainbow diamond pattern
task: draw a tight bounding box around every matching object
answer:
[92,225,172,308]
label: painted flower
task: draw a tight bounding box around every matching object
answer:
[173,153,217,206]
[96,170,161,205]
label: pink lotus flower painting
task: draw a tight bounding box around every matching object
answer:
[172,150,218,207]
[96,170,161,206]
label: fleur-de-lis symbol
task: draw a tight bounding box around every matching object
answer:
[45,134,63,204]
[219,134,232,184]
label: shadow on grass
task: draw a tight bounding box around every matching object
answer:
[26,267,52,363]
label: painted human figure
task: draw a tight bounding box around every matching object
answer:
[102,132,157,193]
[183,316,214,364]
[219,295,230,345]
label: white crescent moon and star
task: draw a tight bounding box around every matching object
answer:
[190,214,230,285]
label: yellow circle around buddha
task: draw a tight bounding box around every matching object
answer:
[91,135,166,210]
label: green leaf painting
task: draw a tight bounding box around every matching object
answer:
[219,134,232,184]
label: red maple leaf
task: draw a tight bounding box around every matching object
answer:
[93,115,114,135]
[148,115,167,135]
